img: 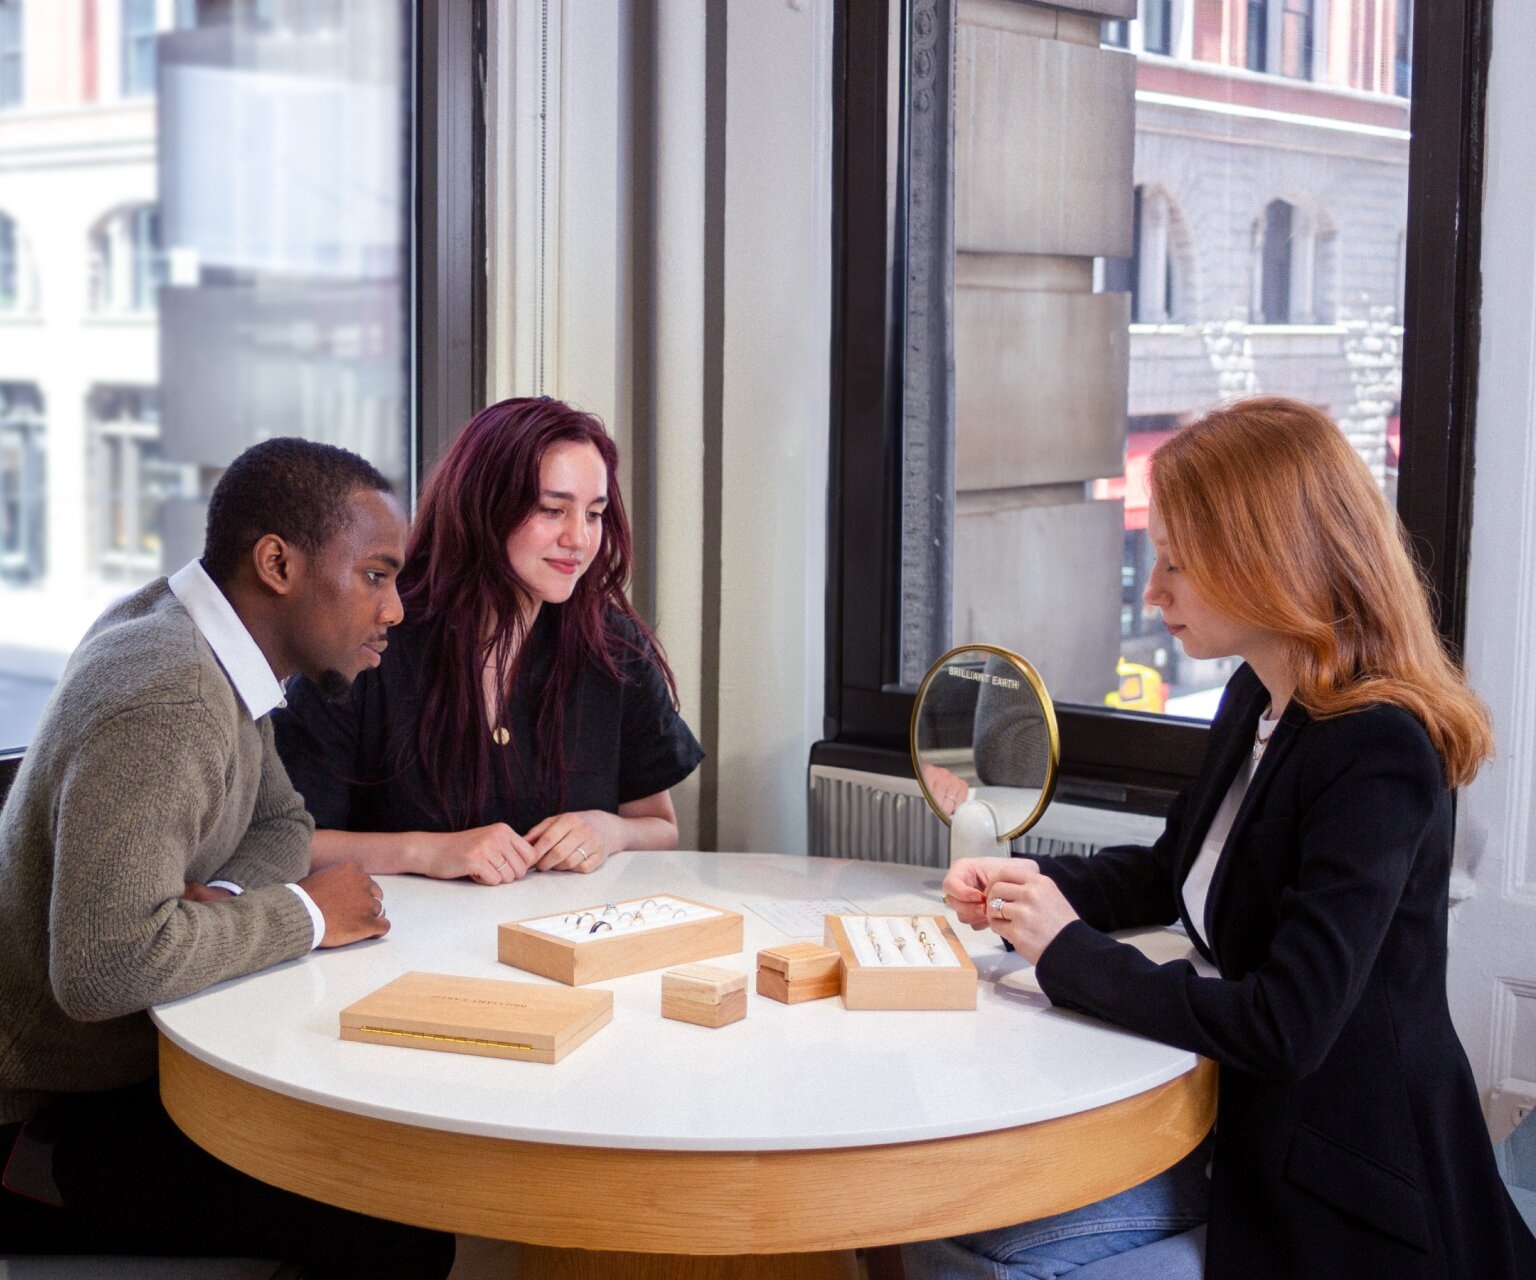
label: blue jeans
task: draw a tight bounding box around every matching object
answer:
[901,1134,1212,1280]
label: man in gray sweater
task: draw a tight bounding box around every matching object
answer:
[0,440,453,1276]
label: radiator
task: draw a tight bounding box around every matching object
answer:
[807,764,1164,866]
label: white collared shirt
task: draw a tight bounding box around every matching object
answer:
[167,560,325,948]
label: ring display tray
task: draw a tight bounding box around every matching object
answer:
[825,915,977,1010]
[338,971,612,1064]
[499,894,744,986]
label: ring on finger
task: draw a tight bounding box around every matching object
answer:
[989,896,1006,916]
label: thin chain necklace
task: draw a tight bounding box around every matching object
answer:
[1253,709,1278,762]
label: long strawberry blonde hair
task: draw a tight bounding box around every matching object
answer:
[1149,396,1492,787]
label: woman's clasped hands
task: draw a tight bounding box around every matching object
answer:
[943,855,1079,964]
[419,812,619,884]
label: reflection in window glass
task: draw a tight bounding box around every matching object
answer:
[901,0,1410,724]
[0,3,411,750]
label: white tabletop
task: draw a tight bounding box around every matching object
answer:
[152,850,1201,1153]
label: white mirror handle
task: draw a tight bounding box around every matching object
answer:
[948,797,1003,866]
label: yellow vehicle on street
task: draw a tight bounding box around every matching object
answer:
[1106,658,1167,713]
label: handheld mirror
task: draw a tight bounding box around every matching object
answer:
[910,644,1060,863]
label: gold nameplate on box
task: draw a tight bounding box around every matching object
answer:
[338,971,613,1064]
[825,915,977,1011]
[499,893,744,986]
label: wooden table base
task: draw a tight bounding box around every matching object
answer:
[159,1037,1215,1257]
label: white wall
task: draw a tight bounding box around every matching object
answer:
[488,0,830,856]
[1447,0,1536,1118]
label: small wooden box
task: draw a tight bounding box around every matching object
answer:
[756,941,842,1004]
[661,964,747,1028]
[498,895,744,986]
[825,915,977,1011]
[338,971,612,1064]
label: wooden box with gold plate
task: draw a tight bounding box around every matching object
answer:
[825,914,977,1011]
[338,971,612,1064]
[498,894,744,986]
[755,941,842,1004]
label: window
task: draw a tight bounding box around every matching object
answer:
[827,0,1479,804]
[89,204,164,314]
[1121,185,1188,325]
[1142,0,1173,56]
[0,212,19,310]
[121,0,157,98]
[1258,198,1294,324]
[0,2,486,752]
[0,0,20,109]
[0,383,44,583]
[1280,0,1314,80]
[1245,0,1267,72]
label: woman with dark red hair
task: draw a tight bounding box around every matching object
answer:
[274,397,703,883]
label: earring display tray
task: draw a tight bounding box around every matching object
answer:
[499,894,745,986]
[825,915,977,1010]
[339,971,613,1064]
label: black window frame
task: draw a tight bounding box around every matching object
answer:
[821,0,1490,814]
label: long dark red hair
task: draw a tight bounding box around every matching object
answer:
[399,396,676,827]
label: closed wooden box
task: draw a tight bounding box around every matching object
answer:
[338,971,613,1064]
[755,941,842,1004]
[499,894,744,986]
[661,963,747,1028]
[825,915,977,1011]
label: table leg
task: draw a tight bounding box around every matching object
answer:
[515,1245,861,1280]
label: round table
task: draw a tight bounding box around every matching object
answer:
[154,851,1215,1279]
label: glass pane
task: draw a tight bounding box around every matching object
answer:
[0,3,412,750]
[900,0,1411,722]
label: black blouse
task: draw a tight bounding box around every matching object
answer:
[272,609,704,834]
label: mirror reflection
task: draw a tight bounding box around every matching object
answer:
[911,645,1059,847]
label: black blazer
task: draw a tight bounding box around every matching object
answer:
[1034,665,1536,1280]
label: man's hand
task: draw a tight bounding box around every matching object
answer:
[181,882,235,903]
[297,861,390,947]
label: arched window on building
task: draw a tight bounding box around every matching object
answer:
[1258,198,1294,323]
[0,211,37,313]
[89,385,178,579]
[0,382,45,583]
[1255,199,1337,325]
[1130,186,1197,323]
[89,204,165,314]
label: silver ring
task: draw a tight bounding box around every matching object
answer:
[577,846,590,861]
[989,896,1006,916]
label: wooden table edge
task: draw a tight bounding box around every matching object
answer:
[159,1036,1216,1255]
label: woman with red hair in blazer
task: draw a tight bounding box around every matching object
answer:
[911,397,1536,1279]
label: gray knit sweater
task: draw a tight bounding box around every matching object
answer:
[0,579,316,1123]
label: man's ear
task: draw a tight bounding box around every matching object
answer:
[250,533,302,596]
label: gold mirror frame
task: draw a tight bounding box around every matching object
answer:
[909,643,1062,842]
